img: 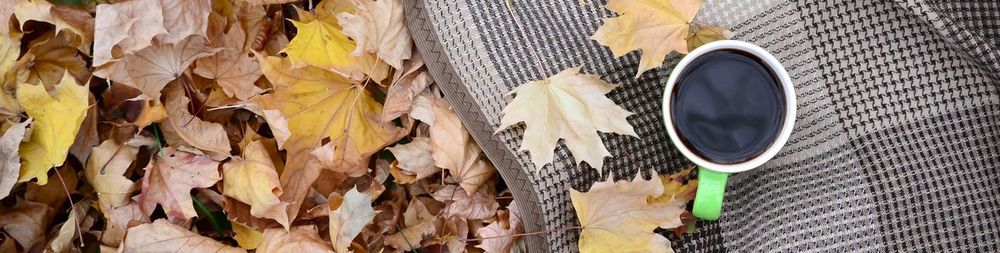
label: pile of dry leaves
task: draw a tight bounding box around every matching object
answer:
[0,0,712,252]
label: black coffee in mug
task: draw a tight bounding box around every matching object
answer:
[669,50,786,164]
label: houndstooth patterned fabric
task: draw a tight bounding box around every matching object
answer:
[405,0,1000,252]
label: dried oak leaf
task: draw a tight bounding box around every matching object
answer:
[328,187,376,253]
[336,0,412,69]
[222,140,290,229]
[570,173,684,253]
[497,67,637,173]
[592,0,702,76]
[138,147,222,222]
[0,119,29,199]
[121,219,244,253]
[16,72,88,185]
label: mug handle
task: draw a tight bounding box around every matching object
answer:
[692,167,728,220]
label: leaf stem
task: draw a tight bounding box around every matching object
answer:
[54,168,85,248]
[395,223,420,253]
[503,0,550,78]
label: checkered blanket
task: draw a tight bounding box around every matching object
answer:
[405,0,1000,251]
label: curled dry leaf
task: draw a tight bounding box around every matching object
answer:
[122,35,219,99]
[337,0,412,69]
[101,202,149,247]
[382,52,432,122]
[0,119,29,199]
[432,185,500,220]
[92,0,167,66]
[387,137,439,184]
[258,226,335,253]
[328,187,376,253]
[429,95,496,195]
[17,31,88,88]
[16,72,89,185]
[195,21,265,101]
[476,201,524,253]
[497,67,637,173]
[0,199,51,249]
[138,147,222,221]
[571,173,684,253]
[121,219,244,253]
[163,83,232,158]
[47,201,91,253]
[222,140,290,229]
[385,198,438,251]
[85,140,139,215]
[12,0,92,51]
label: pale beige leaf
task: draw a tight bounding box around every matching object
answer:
[571,173,684,253]
[163,83,232,158]
[123,35,219,98]
[121,219,244,253]
[47,202,90,253]
[328,187,376,253]
[101,202,149,247]
[387,137,438,183]
[0,200,50,249]
[85,140,139,215]
[432,185,499,220]
[0,119,29,199]
[93,0,167,66]
[194,48,264,101]
[430,97,495,195]
[497,67,637,173]
[223,140,290,229]
[158,0,211,44]
[336,0,411,69]
[383,53,432,122]
[138,148,222,221]
[258,226,334,253]
[384,198,437,251]
[476,201,524,253]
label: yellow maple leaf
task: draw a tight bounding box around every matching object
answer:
[222,140,290,229]
[592,0,703,76]
[257,55,403,175]
[497,67,637,173]
[282,5,388,82]
[570,173,685,253]
[17,72,89,185]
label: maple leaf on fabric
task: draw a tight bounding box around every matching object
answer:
[0,119,28,199]
[592,0,703,76]
[687,24,729,52]
[328,187,376,253]
[222,140,290,229]
[497,67,637,173]
[121,219,244,253]
[17,72,89,185]
[337,0,412,69]
[138,147,222,221]
[84,140,139,215]
[570,173,685,253]
[258,226,335,252]
[257,55,404,176]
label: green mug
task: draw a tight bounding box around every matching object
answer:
[661,40,797,220]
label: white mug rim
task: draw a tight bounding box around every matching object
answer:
[661,40,797,174]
